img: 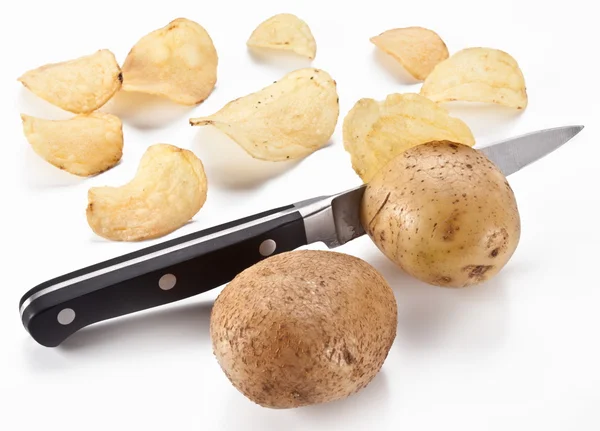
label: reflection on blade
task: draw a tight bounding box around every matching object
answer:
[331,185,367,245]
[296,185,366,248]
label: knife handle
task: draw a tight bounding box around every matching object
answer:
[20,204,307,347]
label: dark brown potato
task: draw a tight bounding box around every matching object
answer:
[210,250,397,409]
[361,141,521,287]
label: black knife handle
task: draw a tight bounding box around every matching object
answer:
[20,205,307,347]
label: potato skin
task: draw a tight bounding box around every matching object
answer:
[210,250,397,409]
[361,141,521,288]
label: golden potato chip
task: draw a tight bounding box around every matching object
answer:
[420,47,528,109]
[21,113,123,177]
[86,144,208,241]
[190,68,338,161]
[370,27,449,80]
[343,93,475,182]
[121,18,218,105]
[18,50,122,113]
[247,13,317,59]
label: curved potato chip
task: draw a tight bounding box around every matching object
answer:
[18,49,122,113]
[121,18,218,105]
[343,93,475,182]
[247,13,317,59]
[420,47,528,109]
[21,113,123,177]
[86,144,208,241]
[189,68,338,161]
[370,26,449,80]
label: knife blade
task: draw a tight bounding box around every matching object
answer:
[478,125,584,176]
[19,125,584,347]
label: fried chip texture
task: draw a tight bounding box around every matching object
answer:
[420,47,528,109]
[247,13,317,59]
[86,144,208,241]
[21,113,123,176]
[343,93,475,182]
[370,27,449,80]
[121,18,218,105]
[190,68,338,161]
[18,50,122,113]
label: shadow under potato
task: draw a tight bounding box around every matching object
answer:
[219,369,390,427]
[191,127,303,190]
[365,248,510,352]
[102,90,196,129]
[295,370,390,420]
[59,301,214,352]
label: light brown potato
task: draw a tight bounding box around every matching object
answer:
[121,18,218,105]
[21,113,123,176]
[361,141,521,288]
[247,13,317,59]
[87,144,207,241]
[190,68,338,161]
[370,27,449,80]
[210,250,397,409]
[343,93,475,182]
[18,49,122,113]
[421,47,528,109]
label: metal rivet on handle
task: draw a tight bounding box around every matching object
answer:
[259,239,277,257]
[57,308,76,325]
[159,273,177,290]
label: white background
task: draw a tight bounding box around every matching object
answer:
[1,0,598,429]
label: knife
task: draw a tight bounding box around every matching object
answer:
[19,125,584,347]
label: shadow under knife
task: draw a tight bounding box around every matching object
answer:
[59,300,214,352]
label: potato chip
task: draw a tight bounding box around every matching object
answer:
[18,50,122,113]
[86,144,207,241]
[343,93,475,182]
[370,27,449,80]
[21,113,123,177]
[420,47,528,109]
[121,18,218,105]
[190,68,338,161]
[247,13,317,59]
